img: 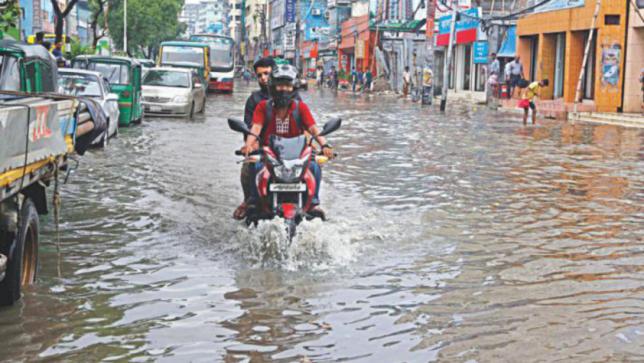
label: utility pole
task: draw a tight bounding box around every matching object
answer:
[422,0,436,105]
[294,0,300,69]
[123,0,127,53]
[440,2,457,112]
[573,0,601,114]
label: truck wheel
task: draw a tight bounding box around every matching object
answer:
[0,198,39,306]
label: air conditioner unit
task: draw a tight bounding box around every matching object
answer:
[312,9,322,16]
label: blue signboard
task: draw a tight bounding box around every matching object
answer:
[437,7,480,35]
[473,41,488,64]
[285,0,297,23]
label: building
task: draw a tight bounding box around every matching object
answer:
[196,0,229,35]
[229,0,243,43]
[516,0,629,113]
[338,14,376,75]
[298,0,331,73]
[623,1,644,113]
[180,3,201,36]
[320,0,351,71]
[246,0,269,62]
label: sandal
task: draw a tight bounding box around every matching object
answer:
[233,202,248,220]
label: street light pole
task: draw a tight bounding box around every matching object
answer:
[123,0,127,53]
[440,2,457,112]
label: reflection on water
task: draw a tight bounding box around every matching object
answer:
[0,85,642,362]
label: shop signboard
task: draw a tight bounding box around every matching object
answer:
[355,40,365,59]
[285,0,297,23]
[283,23,296,50]
[436,7,480,46]
[534,0,584,13]
[271,0,285,29]
[473,41,488,64]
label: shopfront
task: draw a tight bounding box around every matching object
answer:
[436,7,487,94]
[338,15,375,74]
[516,0,628,112]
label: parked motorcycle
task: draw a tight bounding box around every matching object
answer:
[228,118,341,240]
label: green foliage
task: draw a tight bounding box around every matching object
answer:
[0,0,20,35]
[69,42,95,58]
[108,0,185,56]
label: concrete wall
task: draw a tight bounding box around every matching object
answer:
[623,4,644,113]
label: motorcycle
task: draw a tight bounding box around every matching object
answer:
[228,118,341,240]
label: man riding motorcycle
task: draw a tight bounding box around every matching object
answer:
[241,64,335,215]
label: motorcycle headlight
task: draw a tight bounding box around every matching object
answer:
[273,157,306,182]
[173,95,189,103]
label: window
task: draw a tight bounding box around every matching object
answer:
[24,61,38,92]
[89,62,131,84]
[58,73,103,97]
[604,15,620,25]
[0,55,22,91]
[143,70,190,88]
[39,61,55,92]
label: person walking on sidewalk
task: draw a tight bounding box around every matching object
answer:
[351,67,358,92]
[364,69,373,93]
[509,56,524,98]
[403,66,412,98]
[520,79,549,125]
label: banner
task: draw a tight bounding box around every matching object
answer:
[437,7,480,46]
[473,41,488,64]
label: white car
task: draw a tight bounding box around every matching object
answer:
[142,67,206,119]
[58,69,120,145]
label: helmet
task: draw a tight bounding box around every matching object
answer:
[269,64,298,108]
[271,64,298,86]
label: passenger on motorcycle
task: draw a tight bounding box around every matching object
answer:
[234,57,276,220]
[241,64,335,213]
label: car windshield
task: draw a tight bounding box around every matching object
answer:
[58,73,102,97]
[161,46,204,66]
[0,54,22,91]
[88,62,130,84]
[143,70,190,88]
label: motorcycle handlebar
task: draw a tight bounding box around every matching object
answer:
[235,150,261,156]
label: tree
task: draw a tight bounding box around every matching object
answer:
[0,0,21,37]
[88,0,109,49]
[108,0,185,57]
[51,0,80,43]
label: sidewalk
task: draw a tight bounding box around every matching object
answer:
[498,98,644,128]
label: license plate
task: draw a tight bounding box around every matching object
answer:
[269,183,306,192]
[149,106,162,112]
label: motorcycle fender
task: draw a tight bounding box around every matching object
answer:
[281,203,297,219]
[303,169,316,210]
[257,168,270,198]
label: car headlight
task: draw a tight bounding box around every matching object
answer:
[173,95,189,103]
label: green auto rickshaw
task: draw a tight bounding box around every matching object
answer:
[0,39,58,93]
[74,56,143,126]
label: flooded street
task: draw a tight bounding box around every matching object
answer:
[1,83,643,362]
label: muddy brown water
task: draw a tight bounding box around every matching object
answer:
[0,84,642,362]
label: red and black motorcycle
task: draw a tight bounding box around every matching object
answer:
[228,118,341,239]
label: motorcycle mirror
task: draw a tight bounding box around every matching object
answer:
[319,118,342,137]
[228,118,250,134]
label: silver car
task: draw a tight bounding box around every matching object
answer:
[142,68,206,119]
[58,69,120,145]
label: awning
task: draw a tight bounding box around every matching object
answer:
[372,19,426,33]
[497,26,516,57]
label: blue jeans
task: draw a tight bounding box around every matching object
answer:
[250,161,322,205]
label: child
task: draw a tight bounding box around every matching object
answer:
[520,79,549,125]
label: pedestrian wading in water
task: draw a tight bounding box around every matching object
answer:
[519,79,549,125]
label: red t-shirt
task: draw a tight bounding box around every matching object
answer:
[252,100,316,145]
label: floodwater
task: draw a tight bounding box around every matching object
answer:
[1,83,643,362]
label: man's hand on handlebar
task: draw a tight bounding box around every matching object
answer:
[322,145,335,159]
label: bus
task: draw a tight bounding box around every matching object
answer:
[189,34,235,93]
[158,41,211,86]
